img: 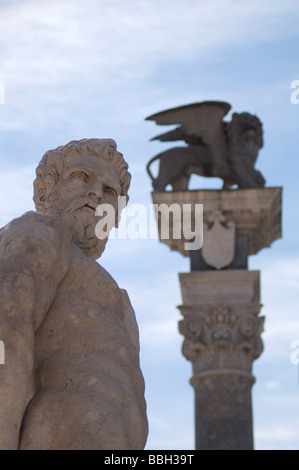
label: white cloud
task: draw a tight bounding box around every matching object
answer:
[0,0,298,137]
[265,381,281,390]
[1,0,299,88]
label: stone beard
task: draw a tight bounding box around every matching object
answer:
[0,138,148,450]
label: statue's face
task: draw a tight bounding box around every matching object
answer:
[46,152,121,259]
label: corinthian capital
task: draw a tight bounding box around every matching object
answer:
[178,270,264,381]
[179,302,264,379]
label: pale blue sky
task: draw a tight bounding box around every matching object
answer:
[0,0,299,450]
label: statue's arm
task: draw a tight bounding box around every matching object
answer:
[120,289,140,352]
[0,212,72,449]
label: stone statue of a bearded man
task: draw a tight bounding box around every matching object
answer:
[0,138,148,450]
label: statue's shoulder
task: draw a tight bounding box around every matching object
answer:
[0,211,72,254]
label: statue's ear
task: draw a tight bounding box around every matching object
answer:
[33,169,57,213]
[33,179,46,212]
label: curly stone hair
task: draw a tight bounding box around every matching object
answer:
[33,138,131,212]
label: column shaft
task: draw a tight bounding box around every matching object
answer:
[178,270,264,450]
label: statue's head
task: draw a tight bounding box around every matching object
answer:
[33,138,131,260]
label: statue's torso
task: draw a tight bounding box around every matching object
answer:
[9,213,148,450]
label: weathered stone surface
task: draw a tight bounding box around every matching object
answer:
[202,211,236,269]
[178,270,264,450]
[194,373,254,450]
[0,138,148,450]
[179,270,260,306]
[152,187,282,258]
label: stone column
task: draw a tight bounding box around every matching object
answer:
[178,270,264,450]
[151,187,282,450]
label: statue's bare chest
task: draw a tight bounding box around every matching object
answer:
[35,246,126,362]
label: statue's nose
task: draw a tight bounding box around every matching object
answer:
[87,181,103,202]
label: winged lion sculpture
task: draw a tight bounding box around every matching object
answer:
[146,101,266,191]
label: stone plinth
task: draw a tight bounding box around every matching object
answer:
[178,270,264,450]
[152,187,282,257]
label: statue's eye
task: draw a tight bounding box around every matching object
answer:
[103,185,117,197]
[69,171,89,182]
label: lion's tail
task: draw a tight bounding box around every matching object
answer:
[146,155,161,181]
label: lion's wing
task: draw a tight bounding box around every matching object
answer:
[146,101,231,146]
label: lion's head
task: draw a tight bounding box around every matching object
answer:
[225,112,265,188]
[227,112,263,168]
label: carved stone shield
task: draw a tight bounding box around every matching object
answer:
[202,211,235,269]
